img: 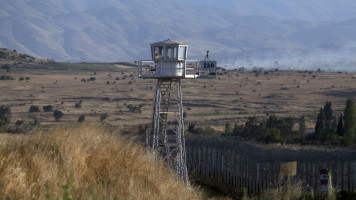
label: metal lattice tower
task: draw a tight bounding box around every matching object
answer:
[151,78,188,181]
[138,39,216,184]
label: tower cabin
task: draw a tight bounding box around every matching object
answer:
[138,39,216,79]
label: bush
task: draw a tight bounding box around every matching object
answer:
[187,122,215,135]
[0,105,11,128]
[0,75,14,80]
[1,64,11,72]
[43,105,53,112]
[53,110,64,121]
[188,122,196,133]
[78,114,85,123]
[15,120,24,126]
[29,105,40,112]
[100,113,108,122]
[75,100,82,108]
[127,104,142,113]
[89,77,96,81]
[0,52,8,59]
[193,126,215,135]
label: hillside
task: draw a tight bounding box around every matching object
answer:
[1,0,356,66]
[0,125,196,199]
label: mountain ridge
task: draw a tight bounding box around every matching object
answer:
[1,0,356,67]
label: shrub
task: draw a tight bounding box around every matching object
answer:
[188,122,196,133]
[75,100,82,108]
[127,104,142,113]
[89,77,96,81]
[183,112,187,118]
[43,105,53,112]
[0,52,8,59]
[193,126,215,135]
[19,77,25,81]
[78,114,85,123]
[0,75,14,80]
[53,110,64,121]
[15,120,24,126]
[1,64,11,72]
[187,122,215,135]
[0,105,11,128]
[29,105,40,112]
[100,113,108,122]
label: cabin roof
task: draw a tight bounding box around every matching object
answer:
[150,38,187,46]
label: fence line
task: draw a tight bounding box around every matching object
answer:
[186,139,356,193]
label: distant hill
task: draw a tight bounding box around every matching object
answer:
[1,0,356,68]
[179,0,356,21]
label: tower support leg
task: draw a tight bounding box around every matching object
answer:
[148,78,189,184]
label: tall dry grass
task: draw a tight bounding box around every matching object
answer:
[0,125,197,199]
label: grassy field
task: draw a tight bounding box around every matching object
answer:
[1,59,356,133]
[0,125,197,199]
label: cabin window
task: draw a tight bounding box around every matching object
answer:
[178,46,187,60]
[166,46,177,60]
[153,46,163,60]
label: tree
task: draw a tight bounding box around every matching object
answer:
[233,122,240,136]
[323,101,333,135]
[315,107,324,141]
[29,105,40,112]
[188,122,196,133]
[245,116,258,139]
[53,110,64,121]
[337,113,344,136]
[224,121,232,135]
[43,105,53,112]
[78,114,85,123]
[299,115,306,138]
[343,98,356,140]
[0,105,11,128]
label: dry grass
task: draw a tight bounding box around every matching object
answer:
[259,179,304,200]
[0,125,197,199]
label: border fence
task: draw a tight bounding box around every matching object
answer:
[186,139,356,193]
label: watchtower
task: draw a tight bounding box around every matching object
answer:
[138,39,216,184]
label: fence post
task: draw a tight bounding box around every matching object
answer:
[342,161,345,191]
[256,162,260,193]
[353,160,356,191]
[348,160,351,191]
[198,146,201,175]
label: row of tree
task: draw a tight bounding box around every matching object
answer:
[314,98,356,144]
[223,98,356,145]
[225,114,295,143]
